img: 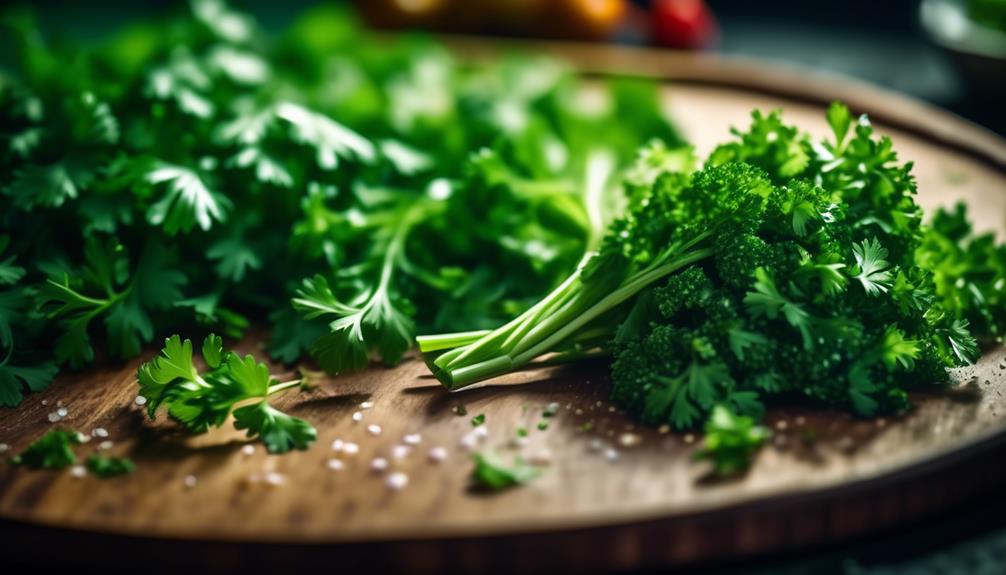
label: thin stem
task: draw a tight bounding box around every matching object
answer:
[267,379,302,396]
[417,330,492,352]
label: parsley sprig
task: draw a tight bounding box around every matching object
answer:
[138,334,316,453]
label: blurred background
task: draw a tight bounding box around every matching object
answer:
[19,0,1006,134]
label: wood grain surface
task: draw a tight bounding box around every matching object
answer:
[2,52,1006,574]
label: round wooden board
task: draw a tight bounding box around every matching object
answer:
[2,47,1006,574]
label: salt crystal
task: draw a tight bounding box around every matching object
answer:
[603,447,619,461]
[41,399,49,406]
[390,445,410,459]
[184,475,197,488]
[385,472,409,490]
[93,427,109,438]
[596,401,603,407]
[352,411,363,422]
[47,412,60,423]
[326,458,345,471]
[775,420,789,431]
[403,433,422,445]
[619,432,642,448]
[331,439,345,452]
[459,433,478,451]
[343,442,360,455]
[241,445,255,456]
[56,407,68,418]
[608,406,615,413]
[367,424,382,436]
[264,471,285,486]
[428,446,448,462]
[98,440,114,451]
[575,409,583,415]
[134,396,148,406]
[473,425,489,438]
[658,425,670,434]
[683,434,695,444]
[589,438,605,452]
[70,465,86,479]
[370,457,388,472]
[360,401,374,409]
[0,443,8,453]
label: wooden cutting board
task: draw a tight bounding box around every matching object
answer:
[2,46,1006,574]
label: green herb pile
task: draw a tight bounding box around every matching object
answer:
[421,104,1005,447]
[0,0,682,408]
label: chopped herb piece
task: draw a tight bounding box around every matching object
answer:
[85,454,136,477]
[10,429,83,469]
[694,405,769,476]
[470,452,541,491]
[471,413,486,427]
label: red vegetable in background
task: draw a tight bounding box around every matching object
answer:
[651,0,718,49]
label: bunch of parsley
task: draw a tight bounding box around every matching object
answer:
[0,0,683,407]
[421,103,1004,473]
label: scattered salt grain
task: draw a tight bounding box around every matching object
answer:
[70,465,86,479]
[134,395,148,406]
[352,411,363,422]
[370,457,388,472]
[390,445,410,459]
[331,439,345,452]
[92,427,109,439]
[367,424,382,436]
[575,409,583,415]
[241,444,255,456]
[428,446,448,462]
[589,438,605,452]
[41,399,48,406]
[608,406,616,413]
[385,472,408,491]
[603,447,619,461]
[596,401,603,407]
[98,440,114,451]
[658,424,670,434]
[360,401,374,410]
[0,443,8,453]
[619,432,642,448]
[343,442,360,455]
[184,475,197,488]
[683,434,695,444]
[47,412,60,423]
[56,407,68,418]
[775,420,789,431]
[473,425,489,439]
[403,433,422,446]
[326,458,345,471]
[795,416,806,426]
[264,471,286,486]
[459,433,478,451]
